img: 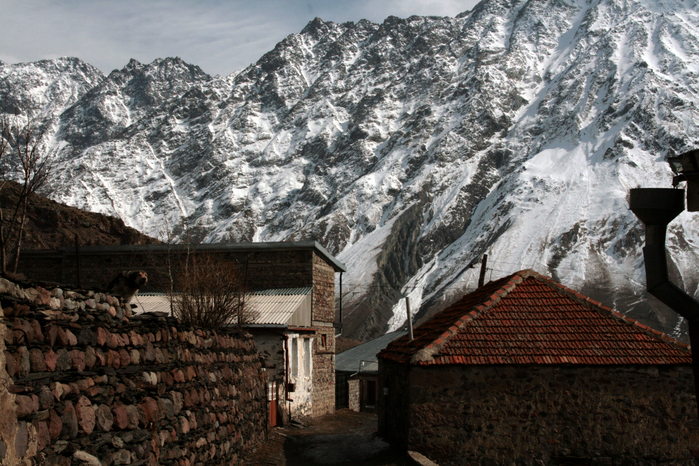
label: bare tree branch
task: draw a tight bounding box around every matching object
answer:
[171,253,256,328]
[0,115,53,272]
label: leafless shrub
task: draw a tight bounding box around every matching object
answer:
[171,254,257,328]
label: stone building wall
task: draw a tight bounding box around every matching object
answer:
[311,335,335,417]
[348,379,360,412]
[18,245,324,294]
[380,362,699,465]
[310,254,337,417]
[0,276,267,465]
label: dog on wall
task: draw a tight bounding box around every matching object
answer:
[107,270,148,303]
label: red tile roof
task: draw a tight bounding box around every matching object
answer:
[378,269,691,366]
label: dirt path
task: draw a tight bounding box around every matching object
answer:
[243,409,413,466]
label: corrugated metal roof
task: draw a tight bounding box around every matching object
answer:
[133,288,312,327]
[249,287,313,296]
[378,269,692,366]
[247,288,312,326]
[336,330,407,373]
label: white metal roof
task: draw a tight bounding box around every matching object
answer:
[246,287,312,326]
[132,293,171,314]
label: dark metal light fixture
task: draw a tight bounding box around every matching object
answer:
[668,149,699,211]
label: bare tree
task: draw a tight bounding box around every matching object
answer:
[171,253,256,328]
[0,115,53,272]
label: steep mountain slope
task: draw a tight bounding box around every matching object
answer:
[2,0,698,341]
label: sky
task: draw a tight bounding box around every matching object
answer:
[1,0,480,77]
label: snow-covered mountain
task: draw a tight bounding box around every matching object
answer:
[2,0,699,341]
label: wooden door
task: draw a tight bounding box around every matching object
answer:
[268,382,278,428]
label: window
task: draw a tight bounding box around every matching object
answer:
[291,337,298,377]
[303,338,311,377]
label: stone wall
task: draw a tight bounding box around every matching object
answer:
[380,362,699,465]
[0,276,267,465]
[348,379,360,412]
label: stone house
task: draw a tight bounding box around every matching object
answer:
[19,241,347,422]
[377,269,698,465]
[240,287,329,426]
[336,330,406,412]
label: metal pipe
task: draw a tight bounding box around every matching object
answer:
[336,271,343,337]
[405,296,414,341]
[629,188,699,419]
[75,234,82,288]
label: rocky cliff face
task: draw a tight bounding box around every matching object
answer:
[2,0,698,341]
[0,180,159,251]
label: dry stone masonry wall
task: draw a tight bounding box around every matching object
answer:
[381,363,699,466]
[0,276,266,465]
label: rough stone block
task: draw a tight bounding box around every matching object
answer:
[33,420,50,451]
[15,421,29,457]
[95,348,107,366]
[76,396,95,435]
[119,348,131,367]
[125,405,142,429]
[70,350,86,371]
[15,395,38,417]
[78,328,97,346]
[29,319,44,343]
[44,349,57,372]
[97,327,108,346]
[73,450,102,466]
[61,402,78,439]
[140,397,160,425]
[86,386,103,397]
[15,346,30,375]
[113,404,129,430]
[85,346,97,369]
[55,349,72,371]
[107,350,121,368]
[95,404,114,432]
[5,351,17,377]
[108,332,119,349]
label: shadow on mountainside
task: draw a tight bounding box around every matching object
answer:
[244,409,413,466]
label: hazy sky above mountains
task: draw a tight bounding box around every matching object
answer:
[1,0,479,77]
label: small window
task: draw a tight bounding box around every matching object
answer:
[320,334,327,349]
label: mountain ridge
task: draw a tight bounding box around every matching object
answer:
[1,0,698,341]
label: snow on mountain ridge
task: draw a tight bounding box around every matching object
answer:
[1,0,698,341]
